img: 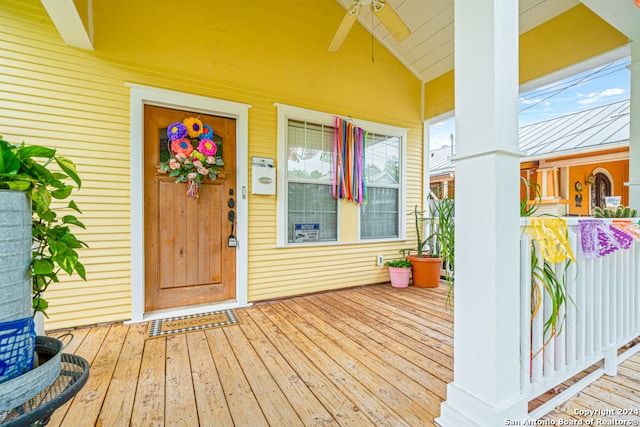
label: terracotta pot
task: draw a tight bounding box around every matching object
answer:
[407,255,442,288]
[388,267,411,288]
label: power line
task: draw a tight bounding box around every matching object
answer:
[522,59,628,98]
[519,64,628,101]
[518,60,628,112]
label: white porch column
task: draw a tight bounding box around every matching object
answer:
[436,0,527,426]
[629,40,640,209]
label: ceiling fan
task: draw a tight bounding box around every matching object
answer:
[328,0,410,52]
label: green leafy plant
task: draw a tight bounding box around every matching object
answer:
[405,205,432,257]
[0,136,87,317]
[384,258,412,268]
[530,243,574,357]
[520,177,542,217]
[594,205,638,218]
[430,197,455,286]
[404,204,443,258]
[425,197,456,306]
[519,176,572,353]
[525,174,574,357]
[401,200,455,304]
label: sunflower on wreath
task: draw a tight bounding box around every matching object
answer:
[160,117,223,198]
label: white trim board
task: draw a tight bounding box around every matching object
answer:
[41,0,94,50]
[127,84,251,323]
[538,149,629,168]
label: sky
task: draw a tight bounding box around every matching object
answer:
[429,56,631,151]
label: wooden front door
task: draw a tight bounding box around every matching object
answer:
[591,172,611,211]
[144,105,237,312]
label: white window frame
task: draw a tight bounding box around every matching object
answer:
[358,132,408,241]
[275,103,407,247]
[276,104,340,247]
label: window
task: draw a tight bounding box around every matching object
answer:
[286,120,337,243]
[360,133,401,239]
[276,103,406,246]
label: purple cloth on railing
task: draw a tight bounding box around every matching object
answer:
[600,224,632,255]
[579,220,600,259]
[579,219,634,258]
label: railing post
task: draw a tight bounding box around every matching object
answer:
[628,40,640,208]
[530,239,544,383]
[604,347,618,376]
[519,230,532,395]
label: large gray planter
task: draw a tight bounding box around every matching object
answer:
[0,190,32,322]
[0,336,62,411]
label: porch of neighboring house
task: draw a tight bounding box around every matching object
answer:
[39,284,640,427]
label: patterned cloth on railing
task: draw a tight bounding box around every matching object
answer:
[611,220,640,242]
[579,220,600,259]
[530,218,575,263]
[579,219,634,259]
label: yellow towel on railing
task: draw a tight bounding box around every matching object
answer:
[530,218,575,263]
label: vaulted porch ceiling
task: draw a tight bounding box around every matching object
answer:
[333,0,640,83]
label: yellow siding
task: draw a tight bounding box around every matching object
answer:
[1,0,422,329]
[424,4,628,120]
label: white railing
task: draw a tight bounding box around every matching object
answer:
[519,218,640,419]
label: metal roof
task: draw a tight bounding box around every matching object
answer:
[429,99,630,176]
[429,145,456,176]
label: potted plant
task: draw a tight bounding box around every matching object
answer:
[0,136,86,329]
[594,205,638,218]
[405,205,443,288]
[384,258,412,288]
[430,197,455,288]
[0,136,86,401]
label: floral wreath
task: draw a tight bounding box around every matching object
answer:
[159,117,223,198]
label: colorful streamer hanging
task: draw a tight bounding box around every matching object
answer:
[530,218,575,263]
[333,117,367,204]
[611,220,640,242]
[579,219,634,259]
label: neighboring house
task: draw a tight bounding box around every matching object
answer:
[430,99,631,216]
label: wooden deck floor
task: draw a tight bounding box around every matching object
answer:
[543,351,640,425]
[43,283,640,426]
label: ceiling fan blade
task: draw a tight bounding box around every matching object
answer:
[328,4,359,52]
[373,0,410,41]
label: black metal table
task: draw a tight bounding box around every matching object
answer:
[0,354,90,426]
